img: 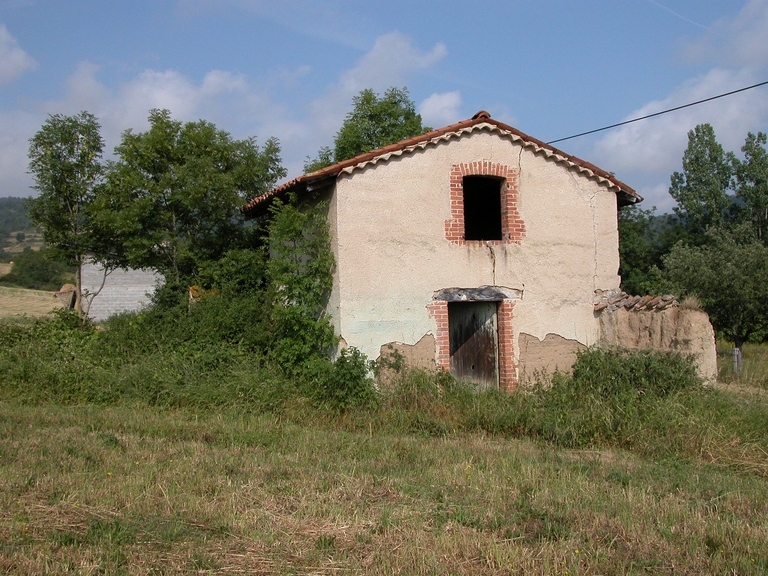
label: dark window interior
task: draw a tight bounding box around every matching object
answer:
[463,176,502,240]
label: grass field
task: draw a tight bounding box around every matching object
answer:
[2,297,767,573]
[0,285,61,318]
[0,402,766,575]
[1,231,44,254]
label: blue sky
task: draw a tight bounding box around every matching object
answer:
[1,0,767,211]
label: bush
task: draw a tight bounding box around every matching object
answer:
[516,347,703,448]
[0,248,74,290]
[316,347,378,411]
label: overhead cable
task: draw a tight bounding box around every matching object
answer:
[547,80,768,145]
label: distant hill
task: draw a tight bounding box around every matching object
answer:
[0,197,32,237]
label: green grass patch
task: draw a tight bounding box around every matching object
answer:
[3,302,768,571]
[1,402,767,574]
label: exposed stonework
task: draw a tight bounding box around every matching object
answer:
[598,305,717,382]
[517,333,587,385]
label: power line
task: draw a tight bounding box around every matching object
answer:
[547,80,768,145]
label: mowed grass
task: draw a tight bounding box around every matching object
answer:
[0,285,62,318]
[1,401,767,575]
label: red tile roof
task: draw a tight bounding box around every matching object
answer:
[242,111,642,216]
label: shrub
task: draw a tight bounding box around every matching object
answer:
[311,347,378,411]
[0,248,74,290]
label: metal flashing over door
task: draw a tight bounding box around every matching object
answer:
[448,301,499,390]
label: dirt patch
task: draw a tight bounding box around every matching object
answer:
[0,263,11,276]
[0,285,62,318]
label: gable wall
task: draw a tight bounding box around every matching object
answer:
[330,130,620,385]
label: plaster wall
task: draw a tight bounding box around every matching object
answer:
[330,130,621,367]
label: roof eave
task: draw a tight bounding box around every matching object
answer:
[241,112,641,216]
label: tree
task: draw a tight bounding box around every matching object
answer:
[27,111,106,315]
[100,109,286,286]
[618,204,686,295]
[305,87,429,172]
[265,200,336,368]
[664,228,768,359]
[669,124,734,235]
[732,131,768,243]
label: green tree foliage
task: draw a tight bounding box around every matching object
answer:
[305,87,429,172]
[662,126,768,357]
[617,204,686,295]
[100,109,286,285]
[669,123,734,235]
[732,131,768,242]
[664,228,768,350]
[0,197,32,237]
[265,199,336,368]
[27,112,106,313]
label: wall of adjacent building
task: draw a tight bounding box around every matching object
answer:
[81,262,161,322]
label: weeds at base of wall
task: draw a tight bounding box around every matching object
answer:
[373,347,768,476]
[2,310,767,477]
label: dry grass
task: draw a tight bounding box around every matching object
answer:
[0,263,11,276]
[1,403,767,574]
[718,341,768,390]
[0,285,62,319]
[2,232,44,254]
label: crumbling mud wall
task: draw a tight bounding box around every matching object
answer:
[596,294,717,382]
[517,333,586,385]
[377,334,437,387]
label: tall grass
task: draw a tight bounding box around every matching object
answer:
[373,350,768,477]
[2,308,767,477]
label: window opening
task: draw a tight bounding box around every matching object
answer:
[463,175,503,240]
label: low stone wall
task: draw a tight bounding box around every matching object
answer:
[597,305,717,382]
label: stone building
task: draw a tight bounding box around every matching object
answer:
[243,111,716,388]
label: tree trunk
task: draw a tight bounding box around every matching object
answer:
[74,257,83,317]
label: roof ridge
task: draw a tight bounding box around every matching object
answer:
[242,113,641,215]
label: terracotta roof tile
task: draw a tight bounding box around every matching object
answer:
[242,112,642,216]
[594,291,679,313]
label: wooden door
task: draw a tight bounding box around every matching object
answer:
[448,302,499,389]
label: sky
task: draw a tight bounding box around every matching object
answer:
[1,0,767,212]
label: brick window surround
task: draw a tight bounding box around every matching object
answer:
[427,299,518,391]
[445,162,525,245]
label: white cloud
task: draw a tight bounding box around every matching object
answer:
[592,68,768,176]
[0,62,284,196]
[0,24,36,85]
[308,32,447,146]
[590,0,768,211]
[419,91,462,127]
[0,30,448,196]
[683,0,768,67]
[0,110,42,196]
